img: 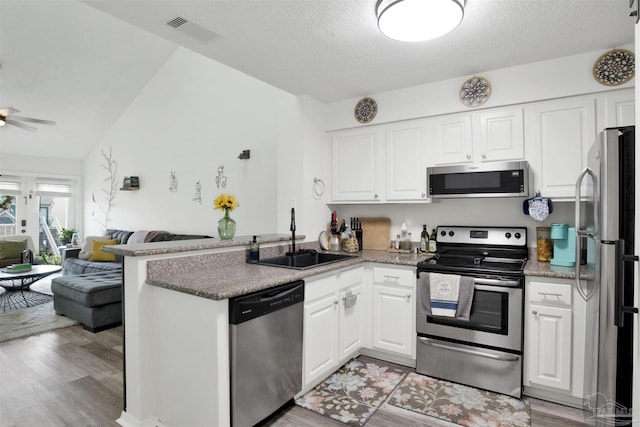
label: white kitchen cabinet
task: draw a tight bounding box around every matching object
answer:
[475,107,525,162]
[523,276,597,408]
[303,266,365,388]
[330,121,428,203]
[604,89,635,127]
[525,96,596,199]
[371,265,415,358]
[384,121,429,201]
[526,302,572,391]
[331,127,383,202]
[430,113,474,165]
[429,108,524,166]
[303,275,340,388]
[339,283,364,360]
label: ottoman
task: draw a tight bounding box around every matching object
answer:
[51,271,123,332]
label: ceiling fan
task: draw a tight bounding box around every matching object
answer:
[0,107,56,131]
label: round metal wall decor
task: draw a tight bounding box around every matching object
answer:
[460,76,492,107]
[593,49,635,86]
[354,97,378,123]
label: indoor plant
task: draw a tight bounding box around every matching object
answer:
[57,227,78,245]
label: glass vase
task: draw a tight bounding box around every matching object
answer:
[218,208,236,240]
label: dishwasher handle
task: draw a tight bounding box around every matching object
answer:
[229,280,304,324]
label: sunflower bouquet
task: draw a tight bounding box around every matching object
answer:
[214,194,239,212]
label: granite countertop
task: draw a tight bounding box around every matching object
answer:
[103,233,304,257]
[524,257,591,280]
[146,249,434,301]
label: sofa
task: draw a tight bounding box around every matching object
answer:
[52,229,211,332]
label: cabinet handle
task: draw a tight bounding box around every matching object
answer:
[384,275,400,281]
[481,153,487,159]
[422,192,426,198]
[406,294,412,300]
[466,154,471,160]
[374,194,378,199]
[532,310,538,315]
[538,292,563,298]
[334,300,339,307]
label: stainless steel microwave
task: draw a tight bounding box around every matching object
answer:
[427,161,529,198]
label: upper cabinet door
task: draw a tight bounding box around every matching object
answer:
[385,120,428,201]
[430,113,473,165]
[525,97,596,198]
[604,89,635,127]
[476,107,524,162]
[331,127,383,202]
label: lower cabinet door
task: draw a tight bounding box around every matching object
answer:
[371,285,414,357]
[526,304,572,391]
[339,284,364,361]
[303,293,339,387]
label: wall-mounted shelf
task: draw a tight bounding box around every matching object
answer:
[121,176,140,191]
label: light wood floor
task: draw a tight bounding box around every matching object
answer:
[0,325,123,427]
[0,325,591,426]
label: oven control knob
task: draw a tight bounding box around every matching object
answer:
[515,232,521,239]
[448,231,455,237]
[440,230,446,237]
[505,232,512,239]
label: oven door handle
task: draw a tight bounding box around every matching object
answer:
[473,277,521,288]
[418,337,520,362]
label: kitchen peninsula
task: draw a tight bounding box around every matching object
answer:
[105,235,431,427]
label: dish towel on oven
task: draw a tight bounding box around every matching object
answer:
[420,273,475,320]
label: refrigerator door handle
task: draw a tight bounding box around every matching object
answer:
[614,239,639,327]
[575,167,597,301]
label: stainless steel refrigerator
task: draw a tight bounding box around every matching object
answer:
[576,126,636,426]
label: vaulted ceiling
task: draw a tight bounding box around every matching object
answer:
[0,0,635,160]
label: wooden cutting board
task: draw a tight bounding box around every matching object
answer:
[359,217,392,250]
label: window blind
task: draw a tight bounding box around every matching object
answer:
[0,176,22,195]
[36,179,73,197]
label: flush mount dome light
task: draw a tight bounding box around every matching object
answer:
[376,0,465,42]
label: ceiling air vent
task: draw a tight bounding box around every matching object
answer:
[166,16,222,43]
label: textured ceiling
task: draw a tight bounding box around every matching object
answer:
[85,0,635,102]
[0,0,635,160]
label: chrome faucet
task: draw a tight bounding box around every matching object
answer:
[290,207,296,253]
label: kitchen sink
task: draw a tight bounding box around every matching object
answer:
[255,250,357,270]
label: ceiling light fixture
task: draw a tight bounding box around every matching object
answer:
[376,0,465,42]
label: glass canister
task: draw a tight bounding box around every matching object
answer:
[536,226,552,262]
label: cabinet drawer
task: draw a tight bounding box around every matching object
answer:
[305,274,338,302]
[339,266,364,290]
[373,266,414,288]
[528,280,572,306]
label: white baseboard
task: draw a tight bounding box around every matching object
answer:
[116,411,162,427]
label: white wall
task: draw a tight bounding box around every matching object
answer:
[325,46,635,131]
[83,47,300,238]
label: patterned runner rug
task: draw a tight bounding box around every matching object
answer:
[295,358,407,426]
[388,372,531,427]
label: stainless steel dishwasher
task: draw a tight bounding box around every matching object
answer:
[229,280,304,427]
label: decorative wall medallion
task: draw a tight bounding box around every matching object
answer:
[593,49,635,86]
[460,76,492,107]
[354,97,378,123]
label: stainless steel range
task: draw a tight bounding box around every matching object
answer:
[416,225,528,398]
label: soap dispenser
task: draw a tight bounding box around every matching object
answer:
[248,235,260,263]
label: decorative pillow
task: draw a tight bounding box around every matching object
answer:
[0,240,27,260]
[88,239,118,262]
[78,235,112,260]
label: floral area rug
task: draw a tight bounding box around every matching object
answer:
[295,358,407,426]
[389,372,531,427]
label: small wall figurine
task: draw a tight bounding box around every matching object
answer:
[169,171,178,192]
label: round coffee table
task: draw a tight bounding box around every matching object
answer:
[0,264,62,311]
